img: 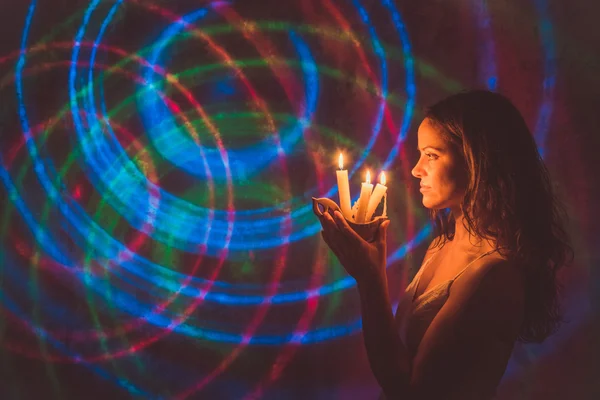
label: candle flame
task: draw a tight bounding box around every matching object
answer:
[339,153,344,170]
[380,171,386,185]
[366,170,371,184]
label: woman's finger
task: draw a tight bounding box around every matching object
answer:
[375,220,390,253]
[331,211,363,245]
[321,230,344,259]
[322,210,340,233]
[316,213,327,230]
[378,220,390,242]
[319,213,344,251]
[317,212,335,234]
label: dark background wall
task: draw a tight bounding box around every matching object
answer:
[0,0,598,399]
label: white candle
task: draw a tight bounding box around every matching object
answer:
[336,153,352,220]
[365,172,387,222]
[355,170,373,223]
[351,199,360,221]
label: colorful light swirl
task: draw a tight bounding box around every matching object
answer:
[0,0,563,398]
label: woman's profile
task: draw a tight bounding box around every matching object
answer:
[317,90,573,399]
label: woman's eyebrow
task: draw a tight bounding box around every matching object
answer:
[417,146,445,152]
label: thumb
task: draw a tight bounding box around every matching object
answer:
[377,220,390,244]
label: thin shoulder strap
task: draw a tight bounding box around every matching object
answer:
[452,249,498,282]
[408,250,439,296]
[414,252,437,278]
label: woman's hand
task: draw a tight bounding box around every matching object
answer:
[317,210,390,284]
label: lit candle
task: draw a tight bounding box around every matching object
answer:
[355,170,374,223]
[336,153,353,220]
[365,172,387,222]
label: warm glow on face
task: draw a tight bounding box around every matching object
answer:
[412,118,467,211]
[381,172,386,186]
[366,170,371,184]
[339,153,344,170]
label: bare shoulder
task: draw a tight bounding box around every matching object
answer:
[453,255,524,301]
[448,256,525,338]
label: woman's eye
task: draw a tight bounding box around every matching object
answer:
[425,153,438,160]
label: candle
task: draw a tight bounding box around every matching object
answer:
[351,199,360,221]
[355,170,374,223]
[365,172,387,222]
[336,153,353,220]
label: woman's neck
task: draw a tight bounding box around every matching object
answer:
[450,211,495,253]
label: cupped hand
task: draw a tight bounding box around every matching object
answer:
[317,210,390,284]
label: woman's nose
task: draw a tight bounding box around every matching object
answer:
[411,160,423,178]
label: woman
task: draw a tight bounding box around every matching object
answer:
[317,90,573,399]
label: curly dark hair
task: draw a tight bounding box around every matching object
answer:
[424,90,573,343]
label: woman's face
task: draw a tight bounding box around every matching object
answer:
[411,118,468,211]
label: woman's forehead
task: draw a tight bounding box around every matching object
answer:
[417,119,447,148]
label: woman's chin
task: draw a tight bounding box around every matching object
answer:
[421,196,441,209]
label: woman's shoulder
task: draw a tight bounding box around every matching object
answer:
[449,254,525,336]
[457,250,523,293]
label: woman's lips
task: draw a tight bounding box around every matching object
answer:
[420,185,431,192]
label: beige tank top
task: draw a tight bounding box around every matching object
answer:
[395,249,498,360]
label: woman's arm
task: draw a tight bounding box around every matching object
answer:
[316,210,434,398]
[317,210,413,394]
[359,242,440,398]
[357,273,412,399]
